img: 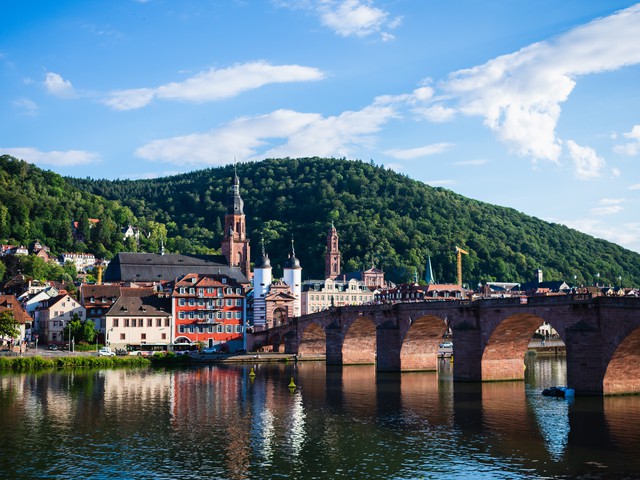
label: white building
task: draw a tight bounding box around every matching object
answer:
[59,252,97,272]
[301,278,374,314]
[35,294,86,344]
[105,294,172,352]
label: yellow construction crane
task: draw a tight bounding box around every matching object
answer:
[455,246,468,287]
[96,264,104,285]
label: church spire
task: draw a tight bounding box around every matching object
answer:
[221,167,250,279]
[325,223,340,279]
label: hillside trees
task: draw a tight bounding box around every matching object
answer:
[68,157,640,286]
[0,155,140,260]
[1,154,639,286]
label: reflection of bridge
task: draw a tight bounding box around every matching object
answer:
[250,294,640,395]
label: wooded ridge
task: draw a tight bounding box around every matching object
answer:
[1,154,639,286]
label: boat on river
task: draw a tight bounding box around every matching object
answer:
[542,386,575,398]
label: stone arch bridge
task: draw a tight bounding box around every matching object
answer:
[250,294,640,396]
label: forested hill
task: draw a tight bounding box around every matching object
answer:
[0,155,140,259]
[67,157,640,286]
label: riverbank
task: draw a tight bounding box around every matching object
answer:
[0,351,323,372]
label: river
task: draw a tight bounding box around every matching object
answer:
[0,355,639,479]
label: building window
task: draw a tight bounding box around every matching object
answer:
[179,326,185,333]
[179,298,185,306]
[141,333,146,340]
[125,319,130,327]
[217,325,223,333]
[165,318,170,327]
[226,325,232,333]
[226,299,232,306]
[161,333,167,340]
[236,299,242,306]
[113,318,119,327]
[235,325,243,333]
[226,312,232,319]
[188,299,195,306]
[179,312,185,319]
[120,333,125,340]
[179,288,185,294]
[156,318,161,327]
[235,312,241,319]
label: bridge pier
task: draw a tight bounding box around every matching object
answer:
[376,323,401,372]
[451,326,482,382]
[326,324,343,365]
[566,322,606,395]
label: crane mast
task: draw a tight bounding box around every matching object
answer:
[455,246,468,287]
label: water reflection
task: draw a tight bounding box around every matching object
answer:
[1,358,640,479]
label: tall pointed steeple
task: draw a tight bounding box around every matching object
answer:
[325,222,340,280]
[221,168,251,279]
[425,255,435,284]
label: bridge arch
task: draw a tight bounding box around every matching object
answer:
[342,316,376,365]
[400,314,448,371]
[603,326,640,395]
[481,313,555,381]
[299,323,326,356]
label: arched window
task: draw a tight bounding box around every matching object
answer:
[273,308,287,327]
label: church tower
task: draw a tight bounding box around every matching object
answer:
[283,239,302,317]
[252,238,271,329]
[221,171,251,279]
[325,223,340,280]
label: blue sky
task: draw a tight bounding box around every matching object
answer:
[2,1,640,256]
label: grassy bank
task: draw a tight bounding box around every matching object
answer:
[0,354,163,371]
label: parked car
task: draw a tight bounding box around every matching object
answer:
[439,341,453,348]
[47,344,58,351]
[98,347,116,357]
[202,347,220,354]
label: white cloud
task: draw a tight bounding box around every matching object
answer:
[591,205,623,215]
[425,179,456,187]
[384,142,454,160]
[434,4,640,163]
[614,125,640,155]
[44,72,74,97]
[13,98,38,116]
[105,61,326,110]
[559,218,640,253]
[414,104,457,123]
[454,159,487,167]
[384,163,403,172]
[598,198,624,205]
[135,103,396,165]
[1,147,99,166]
[629,183,640,190]
[282,0,401,40]
[566,140,605,179]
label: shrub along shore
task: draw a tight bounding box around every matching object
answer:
[0,352,318,372]
[0,352,188,371]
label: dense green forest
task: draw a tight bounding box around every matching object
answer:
[60,156,640,287]
[1,154,639,286]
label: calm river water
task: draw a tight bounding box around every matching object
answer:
[1,355,639,479]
